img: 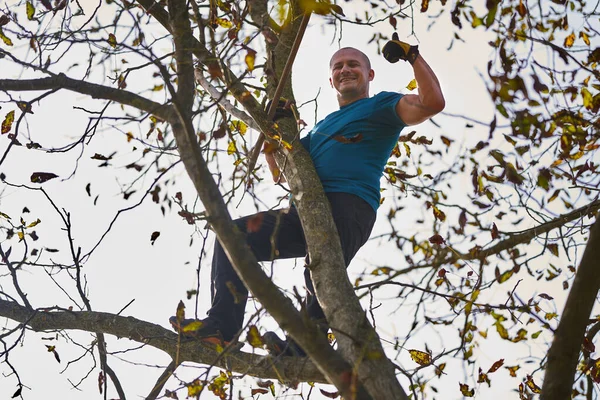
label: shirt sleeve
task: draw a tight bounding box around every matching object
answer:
[373,92,407,128]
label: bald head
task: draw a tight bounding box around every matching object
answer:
[329,47,371,70]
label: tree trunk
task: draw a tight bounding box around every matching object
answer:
[541,217,600,399]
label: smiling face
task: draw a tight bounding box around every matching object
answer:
[329,48,374,107]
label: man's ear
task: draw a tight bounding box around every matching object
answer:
[369,69,375,81]
[329,77,334,87]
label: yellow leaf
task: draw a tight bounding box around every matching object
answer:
[506,365,520,377]
[495,321,509,339]
[498,269,513,283]
[545,312,558,320]
[230,120,247,135]
[227,141,237,155]
[152,84,164,92]
[215,18,233,29]
[582,87,593,110]
[107,33,117,48]
[27,218,41,228]
[409,349,432,366]
[1,110,14,134]
[245,50,256,72]
[246,325,263,348]
[17,231,24,240]
[26,1,35,20]
[0,28,13,46]
[126,132,134,142]
[525,375,541,393]
[459,383,475,397]
[187,379,203,396]
[182,320,203,333]
[579,31,590,46]
[403,143,411,157]
[564,32,575,48]
[406,79,417,91]
[435,362,446,377]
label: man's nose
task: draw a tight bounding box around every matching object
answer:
[340,63,351,73]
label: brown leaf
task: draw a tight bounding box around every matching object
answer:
[319,389,340,398]
[0,15,9,27]
[251,388,269,395]
[538,293,553,300]
[150,231,160,245]
[487,359,504,373]
[246,213,264,233]
[98,371,105,394]
[459,383,474,397]
[207,61,223,79]
[212,124,227,139]
[389,15,397,29]
[30,172,58,183]
[491,222,499,240]
[333,133,363,144]
[420,0,429,12]
[429,234,445,245]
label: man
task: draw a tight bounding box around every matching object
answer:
[170,34,445,355]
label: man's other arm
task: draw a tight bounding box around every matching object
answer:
[395,55,445,126]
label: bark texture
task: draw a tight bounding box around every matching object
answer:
[541,217,600,399]
[0,298,326,383]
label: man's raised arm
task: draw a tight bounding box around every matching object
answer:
[383,33,445,126]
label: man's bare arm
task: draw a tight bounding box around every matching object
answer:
[395,55,445,126]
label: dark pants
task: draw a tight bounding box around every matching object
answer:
[208,192,376,341]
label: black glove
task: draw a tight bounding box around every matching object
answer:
[265,98,294,121]
[382,33,419,64]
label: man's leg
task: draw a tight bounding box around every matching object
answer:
[304,192,377,331]
[204,207,307,342]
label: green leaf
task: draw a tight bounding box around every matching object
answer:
[1,110,14,134]
[107,33,117,48]
[0,27,13,46]
[26,1,35,20]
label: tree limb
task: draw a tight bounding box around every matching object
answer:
[0,75,174,123]
[0,298,326,383]
[541,217,600,399]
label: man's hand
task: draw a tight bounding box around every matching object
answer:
[382,33,419,64]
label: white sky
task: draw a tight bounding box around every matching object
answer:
[0,0,596,399]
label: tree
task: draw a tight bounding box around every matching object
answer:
[0,0,598,399]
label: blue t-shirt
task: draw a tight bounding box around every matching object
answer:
[299,91,406,211]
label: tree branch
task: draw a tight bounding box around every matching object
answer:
[0,75,174,123]
[541,217,600,399]
[0,298,326,383]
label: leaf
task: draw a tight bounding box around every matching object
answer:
[525,375,541,393]
[245,49,256,71]
[506,365,520,377]
[11,386,22,398]
[409,349,432,366]
[251,388,269,395]
[389,15,397,29]
[107,33,117,48]
[420,0,429,12]
[150,231,160,245]
[0,15,9,26]
[46,345,61,363]
[1,110,14,134]
[215,18,233,28]
[580,31,591,46]
[26,1,35,20]
[227,141,237,155]
[187,379,203,397]
[182,320,203,332]
[212,124,226,139]
[30,172,58,183]
[564,32,575,48]
[497,269,514,283]
[26,218,41,228]
[429,234,445,245]
[246,325,264,348]
[40,0,52,10]
[406,79,417,91]
[98,371,105,394]
[491,222,499,239]
[495,321,509,339]
[230,120,247,135]
[176,300,185,323]
[0,28,13,46]
[246,213,264,233]
[334,133,363,144]
[459,383,475,397]
[488,359,504,373]
[547,243,559,257]
[538,293,554,300]
[319,389,340,398]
